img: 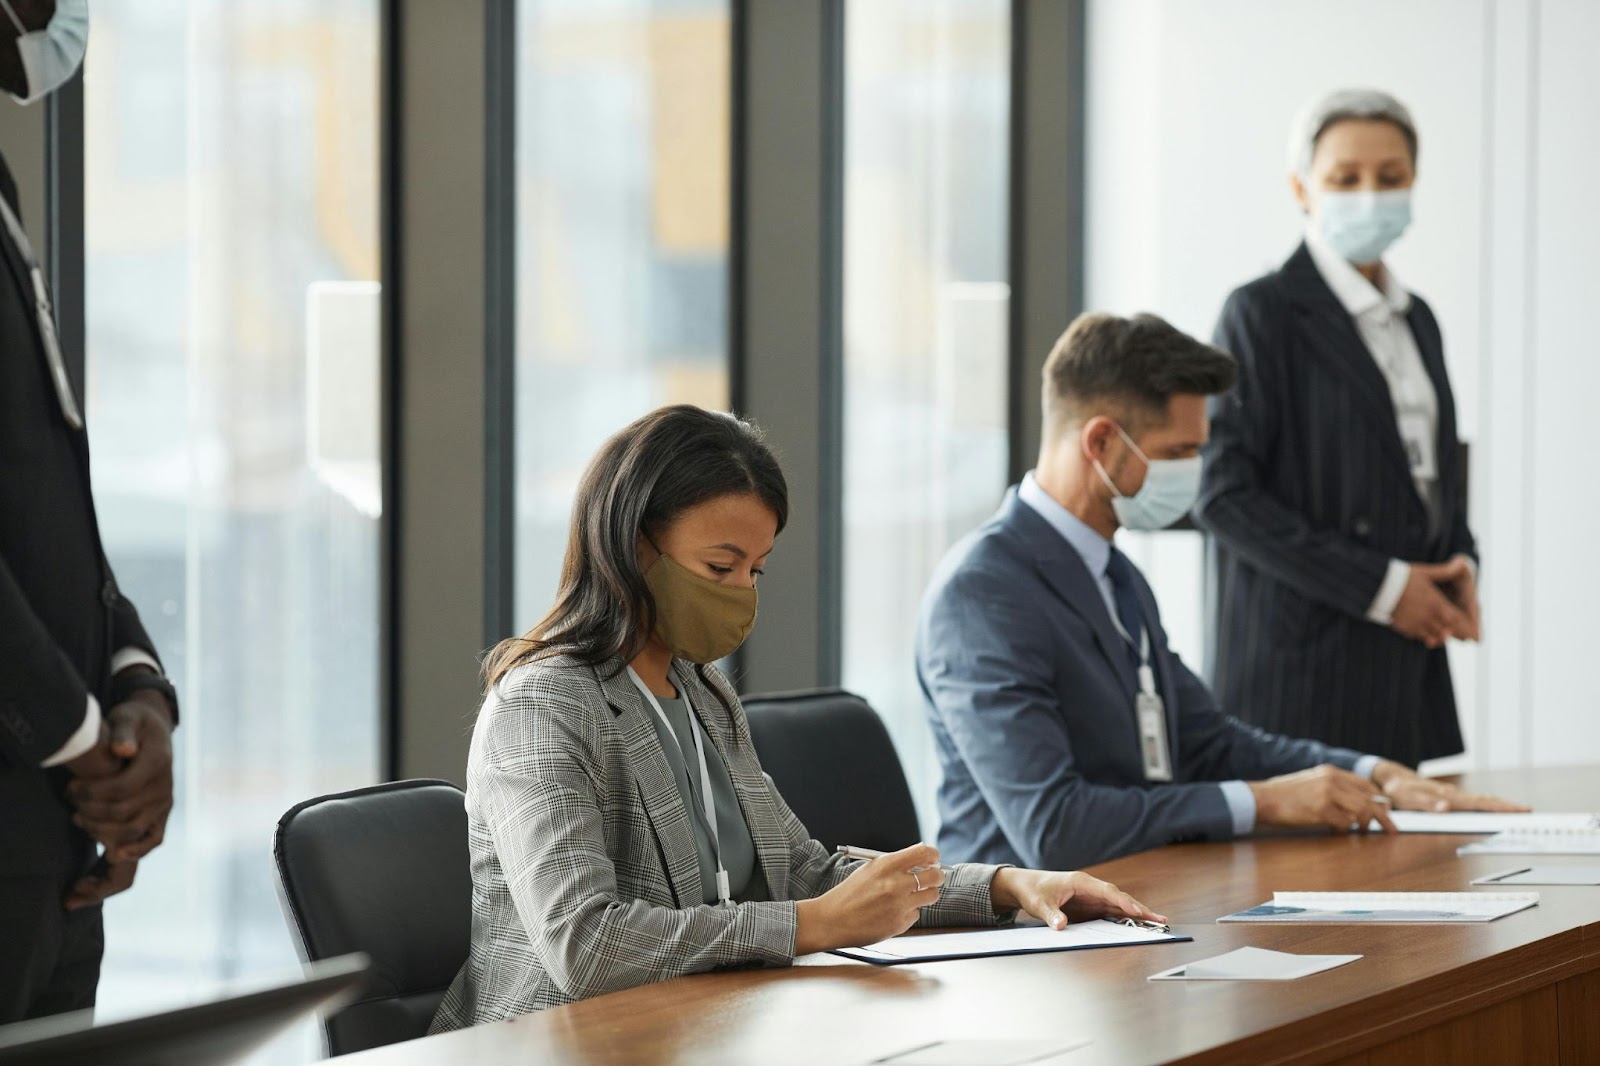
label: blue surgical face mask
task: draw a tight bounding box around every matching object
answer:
[1315,188,1412,265]
[1093,424,1201,532]
[1,0,89,106]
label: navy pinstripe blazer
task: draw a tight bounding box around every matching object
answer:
[1196,243,1476,767]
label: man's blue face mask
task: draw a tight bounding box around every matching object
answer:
[0,0,89,105]
[1093,424,1201,532]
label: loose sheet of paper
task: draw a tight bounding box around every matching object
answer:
[875,1037,1091,1065]
[1473,865,1600,886]
[1384,811,1598,834]
[836,918,1175,963]
[1148,946,1361,981]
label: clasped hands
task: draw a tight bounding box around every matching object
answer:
[1391,553,1480,649]
[60,688,175,911]
[793,843,1166,956]
[1248,759,1529,835]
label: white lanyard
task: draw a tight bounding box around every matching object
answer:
[626,667,731,904]
[1106,601,1158,699]
[0,194,83,430]
[1106,601,1172,781]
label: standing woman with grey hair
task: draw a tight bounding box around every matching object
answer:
[1196,89,1499,775]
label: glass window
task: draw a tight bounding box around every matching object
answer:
[513,0,731,628]
[840,0,1011,828]
[83,2,380,1061]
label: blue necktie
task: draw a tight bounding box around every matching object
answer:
[1103,548,1145,664]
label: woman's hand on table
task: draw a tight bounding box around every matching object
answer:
[989,868,1167,931]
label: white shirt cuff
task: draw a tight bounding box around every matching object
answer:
[111,647,163,676]
[41,695,102,768]
[1366,560,1411,625]
[1353,754,1382,780]
[1218,780,1257,836]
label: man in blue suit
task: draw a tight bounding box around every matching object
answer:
[917,313,1521,871]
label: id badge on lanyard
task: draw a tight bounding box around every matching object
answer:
[1133,630,1173,782]
[626,667,733,904]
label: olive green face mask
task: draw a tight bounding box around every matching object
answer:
[644,553,758,664]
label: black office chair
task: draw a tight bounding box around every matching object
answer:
[273,779,470,1057]
[741,688,922,852]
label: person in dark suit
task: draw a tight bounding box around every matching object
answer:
[917,313,1521,872]
[1197,89,1479,767]
[0,0,179,1023]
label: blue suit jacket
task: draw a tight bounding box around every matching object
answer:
[916,488,1364,871]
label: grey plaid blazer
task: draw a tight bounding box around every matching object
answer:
[430,654,1008,1031]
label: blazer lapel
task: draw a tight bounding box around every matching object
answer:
[1004,495,1136,701]
[1409,302,1463,532]
[0,192,40,334]
[1279,244,1416,477]
[597,664,704,908]
[677,662,794,899]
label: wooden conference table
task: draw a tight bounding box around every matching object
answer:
[344,765,1600,1065]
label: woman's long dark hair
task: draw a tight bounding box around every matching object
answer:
[484,405,788,687]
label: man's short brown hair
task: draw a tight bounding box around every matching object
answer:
[1041,312,1238,437]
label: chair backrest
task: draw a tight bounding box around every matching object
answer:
[741,689,921,852]
[273,779,470,1056]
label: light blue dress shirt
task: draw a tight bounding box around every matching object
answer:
[1017,473,1378,835]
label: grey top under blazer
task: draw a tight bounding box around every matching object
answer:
[917,488,1365,872]
[430,655,1007,1031]
[1197,243,1476,766]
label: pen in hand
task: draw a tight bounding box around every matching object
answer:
[835,844,955,872]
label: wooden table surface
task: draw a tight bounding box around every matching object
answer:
[342,765,1600,1066]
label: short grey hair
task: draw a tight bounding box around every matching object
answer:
[1288,88,1418,176]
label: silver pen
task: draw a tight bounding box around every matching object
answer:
[835,845,956,872]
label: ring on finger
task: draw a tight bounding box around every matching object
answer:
[912,870,923,892]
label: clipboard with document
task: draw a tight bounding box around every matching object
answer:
[831,917,1191,965]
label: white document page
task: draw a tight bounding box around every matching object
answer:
[1217,891,1539,923]
[1457,831,1600,856]
[1148,946,1361,981]
[1384,811,1598,834]
[1473,866,1600,886]
[836,918,1175,963]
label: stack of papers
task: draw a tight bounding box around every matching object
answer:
[1217,891,1539,923]
[1386,811,1599,834]
[1149,946,1361,982]
[1457,830,1600,855]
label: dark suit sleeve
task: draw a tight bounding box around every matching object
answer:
[0,552,91,765]
[1196,287,1392,619]
[1170,655,1363,781]
[108,565,162,668]
[920,568,1237,871]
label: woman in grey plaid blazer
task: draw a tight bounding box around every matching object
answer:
[431,406,1165,1031]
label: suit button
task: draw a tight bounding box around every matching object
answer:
[101,579,118,606]
[1353,518,1372,537]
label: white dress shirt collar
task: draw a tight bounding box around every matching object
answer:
[1304,224,1412,318]
[1018,472,1111,581]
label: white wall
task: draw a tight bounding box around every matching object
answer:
[1085,0,1600,771]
